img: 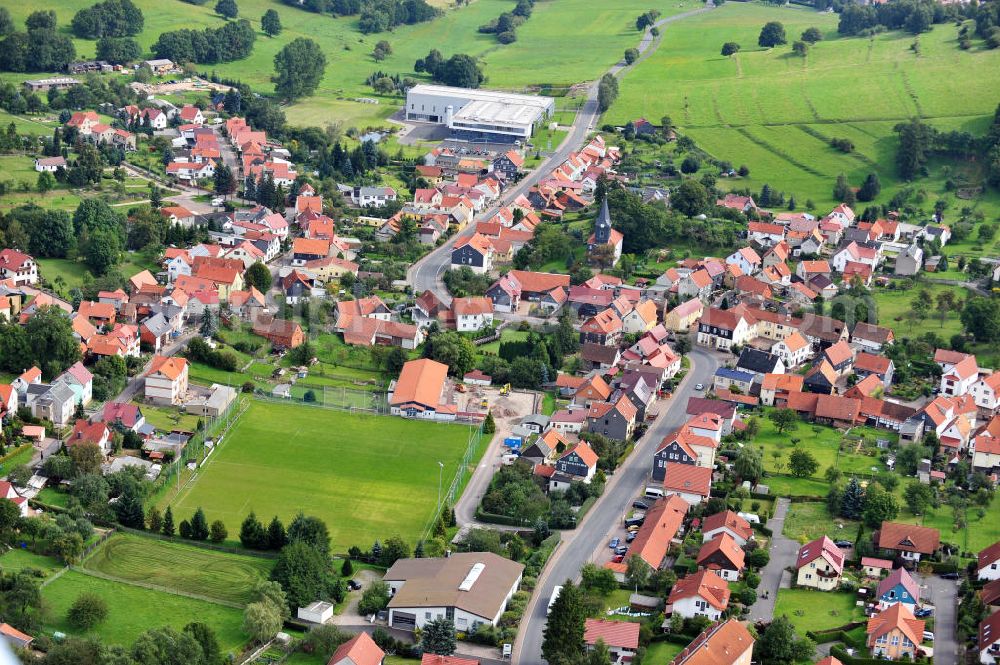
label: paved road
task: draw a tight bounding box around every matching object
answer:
[748,497,797,621]
[512,348,720,665]
[921,574,958,665]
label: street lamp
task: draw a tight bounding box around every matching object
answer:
[437,461,445,512]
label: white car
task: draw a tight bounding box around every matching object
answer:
[694,383,705,391]
[211,197,225,206]
[922,631,934,642]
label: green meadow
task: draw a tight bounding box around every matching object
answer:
[606,3,1000,209]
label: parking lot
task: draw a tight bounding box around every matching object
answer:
[597,496,657,567]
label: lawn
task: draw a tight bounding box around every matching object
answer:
[41,570,246,651]
[478,328,530,356]
[872,283,971,341]
[606,2,1000,210]
[137,403,203,433]
[161,400,482,553]
[783,500,860,545]
[81,533,274,605]
[774,589,865,636]
[0,547,64,576]
[643,641,686,663]
[753,411,891,481]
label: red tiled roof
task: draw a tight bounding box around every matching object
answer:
[877,521,940,555]
[662,463,712,497]
[668,569,730,610]
[702,510,753,542]
[329,632,385,665]
[584,618,639,650]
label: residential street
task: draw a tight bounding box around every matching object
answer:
[748,497,797,621]
[511,348,721,665]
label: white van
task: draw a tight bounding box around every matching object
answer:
[644,486,664,499]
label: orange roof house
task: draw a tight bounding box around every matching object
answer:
[389,358,450,415]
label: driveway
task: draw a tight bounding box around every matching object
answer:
[920,573,958,665]
[748,497,797,622]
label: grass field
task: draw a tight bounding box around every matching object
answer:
[162,400,481,552]
[81,533,274,605]
[873,283,972,340]
[0,548,64,576]
[0,0,697,130]
[774,588,865,636]
[606,3,1000,210]
[42,570,246,649]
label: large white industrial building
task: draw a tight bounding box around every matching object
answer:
[404,84,555,142]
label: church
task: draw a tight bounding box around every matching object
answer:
[587,198,624,267]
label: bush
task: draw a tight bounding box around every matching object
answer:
[358,581,391,615]
[67,592,109,629]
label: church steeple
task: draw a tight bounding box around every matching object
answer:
[594,198,611,244]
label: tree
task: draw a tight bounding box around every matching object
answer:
[425,330,476,376]
[240,511,267,549]
[624,47,639,64]
[422,617,457,655]
[863,486,900,528]
[734,446,763,487]
[904,480,933,516]
[681,155,701,174]
[841,476,865,519]
[96,36,141,63]
[69,442,104,477]
[758,21,787,47]
[184,622,221,665]
[672,179,711,217]
[379,535,411,567]
[373,40,392,61]
[243,601,281,643]
[721,42,740,56]
[542,580,585,664]
[162,505,175,536]
[252,580,290,620]
[906,5,932,33]
[262,8,282,36]
[580,563,618,595]
[792,40,808,56]
[36,171,55,194]
[287,513,331,555]
[189,507,209,540]
[83,227,122,276]
[962,297,1000,342]
[0,8,12,35]
[216,0,238,18]
[483,411,496,434]
[245,261,272,293]
[67,592,108,629]
[626,556,652,589]
[597,73,618,113]
[857,173,881,202]
[115,483,145,529]
[895,117,934,180]
[131,626,205,665]
[433,53,484,88]
[754,616,814,664]
[358,580,391,615]
[214,164,237,197]
[270,541,338,611]
[768,408,798,434]
[801,26,823,43]
[267,516,287,549]
[788,449,818,478]
[273,38,327,100]
[210,520,228,543]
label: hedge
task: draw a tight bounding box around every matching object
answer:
[926,559,959,574]
[475,509,532,527]
[0,444,32,467]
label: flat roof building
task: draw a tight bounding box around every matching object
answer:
[24,77,80,93]
[405,84,554,141]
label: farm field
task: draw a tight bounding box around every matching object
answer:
[81,533,275,605]
[606,2,1000,209]
[0,0,698,130]
[162,400,482,552]
[41,569,246,650]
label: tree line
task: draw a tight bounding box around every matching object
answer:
[71,0,144,39]
[838,0,957,36]
[478,0,535,44]
[414,49,485,88]
[895,105,1000,185]
[276,0,439,33]
[151,19,256,65]
[0,10,76,72]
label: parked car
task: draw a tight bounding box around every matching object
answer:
[626,532,637,543]
[834,540,853,548]
[627,525,641,533]
[694,383,705,391]
[915,608,934,618]
[611,554,624,563]
[347,580,362,591]
[609,538,620,549]
[940,572,961,580]
[922,631,934,642]
[633,500,649,511]
[615,546,628,555]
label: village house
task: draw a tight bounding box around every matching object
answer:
[451,297,494,332]
[668,619,754,665]
[667,569,730,621]
[389,359,454,421]
[327,633,385,665]
[664,298,704,332]
[980,542,1000,582]
[867,604,924,661]
[384,552,523,632]
[876,522,940,563]
[584,619,639,664]
[702,511,753,547]
[980,611,1000,664]
[0,249,37,285]
[552,442,599,488]
[144,356,188,405]
[795,536,845,591]
[661,463,712,507]
[697,533,745,581]
[586,396,637,441]
[451,234,495,275]
[877,567,920,610]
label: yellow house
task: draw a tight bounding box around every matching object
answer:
[304,257,360,283]
[867,604,925,660]
[795,536,845,591]
[664,297,704,332]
